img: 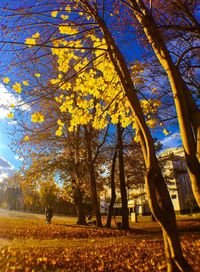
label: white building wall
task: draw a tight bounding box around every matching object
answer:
[100,147,198,215]
[161,148,198,213]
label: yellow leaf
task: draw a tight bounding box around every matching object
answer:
[25,38,36,47]
[146,119,156,129]
[56,128,63,136]
[3,77,10,84]
[163,128,169,135]
[51,10,58,17]
[23,80,29,86]
[57,119,64,126]
[32,32,40,39]
[7,112,14,119]
[60,14,69,20]
[31,112,44,123]
[23,135,30,141]
[65,6,71,12]
[12,82,22,93]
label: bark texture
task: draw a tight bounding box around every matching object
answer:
[84,127,102,227]
[74,187,87,225]
[117,122,129,229]
[106,149,117,228]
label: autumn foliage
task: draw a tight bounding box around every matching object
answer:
[0,217,200,272]
[0,1,199,271]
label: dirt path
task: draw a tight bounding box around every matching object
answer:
[0,208,199,234]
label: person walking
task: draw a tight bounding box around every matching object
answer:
[45,205,53,224]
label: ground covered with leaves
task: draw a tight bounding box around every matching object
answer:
[0,216,199,272]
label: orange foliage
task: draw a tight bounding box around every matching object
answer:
[0,218,199,272]
[0,218,128,240]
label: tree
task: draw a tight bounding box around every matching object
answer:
[39,178,60,209]
[117,122,129,229]
[124,0,200,209]
[106,146,117,228]
[3,172,22,210]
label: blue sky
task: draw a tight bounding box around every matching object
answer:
[0,83,23,182]
[0,121,22,168]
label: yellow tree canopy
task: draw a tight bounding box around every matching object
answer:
[4,8,164,140]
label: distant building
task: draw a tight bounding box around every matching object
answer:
[159,147,198,213]
[101,147,198,215]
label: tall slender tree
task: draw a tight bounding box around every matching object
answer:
[79,2,192,270]
[123,0,200,208]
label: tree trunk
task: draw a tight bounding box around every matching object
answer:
[117,122,129,229]
[88,164,102,227]
[81,2,193,270]
[163,231,180,272]
[146,164,192,271]
[106,148,117,228]
[84,126,102,227]
[129,0,200,207]
[74,187,86,225]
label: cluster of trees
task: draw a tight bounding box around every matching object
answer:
[0,1,199,271]
[0,122,146,225]
[0,171,75,214]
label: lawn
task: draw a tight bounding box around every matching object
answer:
[0,209,199,272]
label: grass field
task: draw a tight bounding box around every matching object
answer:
[0,208,199,272]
